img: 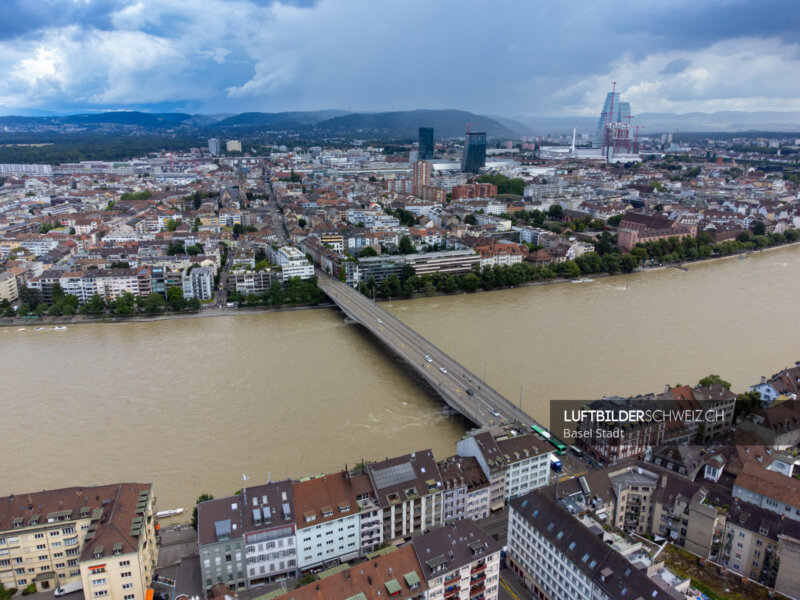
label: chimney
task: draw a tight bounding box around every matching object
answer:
[661,473,668,488]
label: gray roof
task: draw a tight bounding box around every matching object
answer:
[509,492,674,600]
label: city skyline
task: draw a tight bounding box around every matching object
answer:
[1,0,800,117]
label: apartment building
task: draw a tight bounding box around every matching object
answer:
[507,492,673,600]
[293,472,361,571]
[241,482,296,587]
[411,520,500,600]
[456,432,507,512]
[268,245,314,282]
[367,451,444,542]
[720,501,800,589]
[227,271,278,296]
[693,383,736,441]
[0,483,157,600]
[349,473,383,554]
[437,457,491,522]
[552,462,730,559]
[182,266,214,301]
[577,396,665,464]
[496,435,552,500]
[197,497,247,591]
[0,271,19,302]
[78,486,158,600]
[732,461,800,522]
[272,544,426,600]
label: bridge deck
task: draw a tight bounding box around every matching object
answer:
[317,275,538,429]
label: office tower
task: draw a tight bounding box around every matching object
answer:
[592,92,631,149]
[461,132,487,173]
[418,127,434,160]
[208,138,220,156]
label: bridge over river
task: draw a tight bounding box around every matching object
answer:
[317,274,541,429]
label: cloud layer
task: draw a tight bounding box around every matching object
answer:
[1,0,799,116]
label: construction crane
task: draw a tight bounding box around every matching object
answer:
[465,123,480,134]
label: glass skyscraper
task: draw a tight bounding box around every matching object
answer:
[461,132,486,173]
[592,93,631,149]
[418,127,434,160]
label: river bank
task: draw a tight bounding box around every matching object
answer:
[4,240,798,328]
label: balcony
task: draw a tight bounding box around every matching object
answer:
[444,585,460,599]
[470,585,486,599]
[470,574,486,586]
[470,563,486,575]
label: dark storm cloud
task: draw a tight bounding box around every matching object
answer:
[0,0,128,39]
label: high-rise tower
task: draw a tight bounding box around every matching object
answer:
[592,93,631,149]
[418,127,434,160]
[461,132,486,173]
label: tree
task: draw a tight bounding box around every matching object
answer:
[84,294,107,315]
[547,204,563,220]
[735,390,761,421]
[191,493,214,529]
[464,213,477,225]
[751,221,767,236]
[562,261,580,279]
[232,223,245,236]
[298,217,307,229]
[141,293,166,314]
[165,219,178,232]
[359,246,378,258]
[296,573,317,589]
[398,236,416,255]
[167,241,185,255]
[698,374,731,389]
[193,217,201,232]
[620,253,638,273]
[461,273,480,292]
[186,244,204,256]
[167,286,186,311]
[115,292,135,316]
[187,297,201,311]
[69,227,76,235]
[51,282,65,303]
[607,214,623,227]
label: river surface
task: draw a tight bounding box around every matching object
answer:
[2,245,799,514]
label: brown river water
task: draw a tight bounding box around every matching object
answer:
[2,246,799,514]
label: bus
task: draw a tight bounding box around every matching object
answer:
[549,454,562,472]
[530,424,567,455]
[570,445,583,458]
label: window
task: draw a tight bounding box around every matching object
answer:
[36,544,46,550]
[122,584,133,590]
[120,560,130,567]
[62,527,75,535]
[50,531,60,537]
[92,578,107,585]
[121,572,132,578]
[38,555,48,561]
[124,595,135,600]
[34,534,45,540]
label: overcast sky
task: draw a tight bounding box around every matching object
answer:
[1,0,799,117]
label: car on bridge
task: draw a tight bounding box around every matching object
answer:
[376,318,383,324]
[491,409,501,417]
[466,389,475,396]
[425,355,433,363]
[439,367,447,374]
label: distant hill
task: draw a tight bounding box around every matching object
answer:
[61,111,193,127]
[311,109,521,139]
[213,110,349,129]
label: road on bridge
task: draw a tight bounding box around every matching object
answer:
[317,273,541,430]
